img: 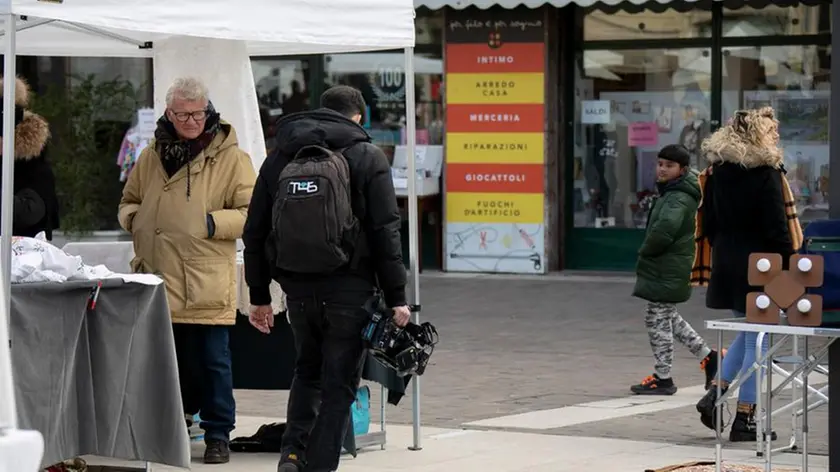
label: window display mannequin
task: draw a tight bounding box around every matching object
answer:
[678,104,709,169]
[587,105,629,226]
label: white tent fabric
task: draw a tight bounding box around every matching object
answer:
[414,0,708,9]
[3,0,415,56]
[153,37,268,170]
[0,0,425,463]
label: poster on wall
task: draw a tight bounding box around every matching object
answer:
[444,7,546,274]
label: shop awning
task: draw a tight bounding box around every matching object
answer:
[415,0,820,11]
[414,0,708,10]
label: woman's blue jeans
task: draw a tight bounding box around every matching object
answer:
[720,311,768,404]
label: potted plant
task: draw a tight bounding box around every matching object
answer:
[30,74,144,239]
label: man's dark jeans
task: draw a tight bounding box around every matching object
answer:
[172,324,236,443]
[282,293,371,472]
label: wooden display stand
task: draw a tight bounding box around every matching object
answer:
[746,253,825,326]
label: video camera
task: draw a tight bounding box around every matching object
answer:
[360,295,438,377]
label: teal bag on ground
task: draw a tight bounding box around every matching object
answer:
[351,385,370,435]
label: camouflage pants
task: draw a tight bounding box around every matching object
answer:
[645,302,710,379]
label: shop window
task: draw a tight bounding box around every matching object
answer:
[584,7,712,41]
[324,51,444,162]
[722,3,831,37]
[33,58,152,232]
[573,48,712,229]
[415,7,444,47]
[722,44,830,222]
[251,59,312,151]
[69,57,152,109]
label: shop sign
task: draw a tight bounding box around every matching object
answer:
[446,132,544,164]
[447,104,544,134]
[369,66,405,110]
[443,7,546,275]
[446,163,545,194]
[446,192,543,224]
[581,100,610,124]
[446,73,544,105]
[628,122,659,147]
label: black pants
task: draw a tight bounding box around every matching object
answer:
[172,323,236,443]
[282,293,371,472]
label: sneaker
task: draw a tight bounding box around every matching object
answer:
[700,349,725,391]
[203,440,230,464]
[277,452,303,472]
[630,374,677,395]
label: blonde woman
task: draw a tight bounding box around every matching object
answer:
[693,107,802,441]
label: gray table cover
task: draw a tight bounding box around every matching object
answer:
[10,279,190,469]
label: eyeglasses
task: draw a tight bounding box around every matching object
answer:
[170,109,208,123]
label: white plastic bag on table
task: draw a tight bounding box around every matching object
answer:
[9,237,114,283]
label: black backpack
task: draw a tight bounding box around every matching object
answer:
[271,144,360,273]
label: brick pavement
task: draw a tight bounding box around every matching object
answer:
[234,273,830,455]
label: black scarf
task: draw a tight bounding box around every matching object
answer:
[155,102,222,199]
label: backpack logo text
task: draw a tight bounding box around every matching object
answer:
[288,180,319,195]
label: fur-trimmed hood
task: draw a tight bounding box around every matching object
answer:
[700,111,784,170]
[704,143,783,169]
[0,76,50,160]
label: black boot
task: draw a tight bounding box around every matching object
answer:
[729,404,778,442]
[696,385,727,432]
[203,439,230,464]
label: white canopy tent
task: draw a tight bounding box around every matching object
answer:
[0,0,424,468]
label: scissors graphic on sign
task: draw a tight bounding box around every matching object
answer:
[479,231,488,250]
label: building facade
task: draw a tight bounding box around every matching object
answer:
[23,0,835,273]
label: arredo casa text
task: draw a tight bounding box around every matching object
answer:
[474,79,515,97]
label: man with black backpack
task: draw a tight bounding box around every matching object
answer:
[243,85,410,472]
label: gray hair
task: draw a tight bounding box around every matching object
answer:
[165,77,210,106]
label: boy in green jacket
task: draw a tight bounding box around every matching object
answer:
[631,144,719,395]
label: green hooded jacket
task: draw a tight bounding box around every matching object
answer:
[632,170,701,303]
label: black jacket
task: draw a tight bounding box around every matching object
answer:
[3,103,58,239]
[243,109,406,307]
[702,145,793,313]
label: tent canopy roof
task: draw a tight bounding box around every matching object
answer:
[1,0,416,57]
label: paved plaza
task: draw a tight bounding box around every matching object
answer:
[230,273,831,470]
[94,272,828,471]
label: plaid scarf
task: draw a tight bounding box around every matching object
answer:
[690,166,804,287]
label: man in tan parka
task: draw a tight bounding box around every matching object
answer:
[118,77,255,465]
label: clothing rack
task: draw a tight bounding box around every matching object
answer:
[117,108,156,182]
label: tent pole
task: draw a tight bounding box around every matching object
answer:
[403,46,422,451]
[0,9,18,431]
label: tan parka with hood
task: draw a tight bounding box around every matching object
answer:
[118,122,255,325]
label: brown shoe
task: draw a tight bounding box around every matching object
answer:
[204,440,230,464]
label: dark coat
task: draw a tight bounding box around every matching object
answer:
[243,109,406,308]
[633,170,701,304]
[702,145,793,314]
[1,77,58,239]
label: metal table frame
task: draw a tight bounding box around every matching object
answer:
[705,318,840,472]
[754,333,830,459]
